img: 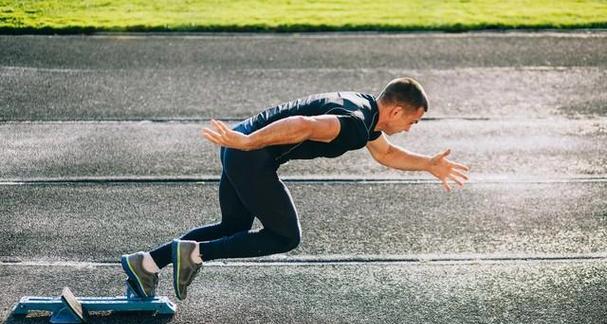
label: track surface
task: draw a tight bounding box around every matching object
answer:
[1,32,606,323]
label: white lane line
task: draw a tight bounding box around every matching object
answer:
[3,254,607,268]
[1,65,602,74]
[2,116,606,125]
[0,66,97,73]
[1,176,607,186]
[0,116,516,124]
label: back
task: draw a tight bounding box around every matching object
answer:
[236,92,382,164]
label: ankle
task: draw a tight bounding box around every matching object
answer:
[141,252,160,273]
[191,243,203,264]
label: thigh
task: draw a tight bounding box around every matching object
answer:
[223,148,300,239]
[219,170,255,232]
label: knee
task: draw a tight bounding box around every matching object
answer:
[287,234,301,251]
[279,229,301,252]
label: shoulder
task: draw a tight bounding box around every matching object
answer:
[333,114,369,149]
[336,92,378,134]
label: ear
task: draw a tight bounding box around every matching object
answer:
[391,106,405,119]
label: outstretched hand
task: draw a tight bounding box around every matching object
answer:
[428,149,470,192]
[201,119,252,151]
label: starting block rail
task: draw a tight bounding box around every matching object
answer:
[11,281,176,323]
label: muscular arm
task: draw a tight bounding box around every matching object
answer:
[202,115,341,151]
[366,133,431,171]
[366,133,470,191]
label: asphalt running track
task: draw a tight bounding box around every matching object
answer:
[1,32,606,323]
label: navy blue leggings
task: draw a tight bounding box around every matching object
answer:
[149,125,301,267]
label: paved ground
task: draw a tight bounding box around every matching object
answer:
[3,261,607,323]
[2,119,606,180]
[1,32,606,323]
[2,33,607,120]
[2,182,607,262]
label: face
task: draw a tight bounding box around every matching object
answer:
[385,106,424,135]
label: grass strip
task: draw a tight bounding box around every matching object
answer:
[1,0,607,34]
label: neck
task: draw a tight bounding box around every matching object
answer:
[374,100,390,132]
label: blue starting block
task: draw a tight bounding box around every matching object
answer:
[11,281,176,323]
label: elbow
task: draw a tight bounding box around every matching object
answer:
[376,146,392,167]
[375,155,390,168]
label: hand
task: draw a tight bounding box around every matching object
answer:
[201,119,252,151]
[427,149,470,192]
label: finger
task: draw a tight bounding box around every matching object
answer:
[448,175,464,188]
[451,169,469,181]
[218,120,233,132]
[201,132,220,145]
[211,119,226,135]
[441,148,451,158]
[212,119,231,133]
[452,162,470,172]
[201,127,218,137]
[202,132,220,146]
[442,179,451,192]
[202,134,220,145]
[202,129,224,145]
[203,127,223,139]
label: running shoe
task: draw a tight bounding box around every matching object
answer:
[120,252,159,298]
[172,239,202,300]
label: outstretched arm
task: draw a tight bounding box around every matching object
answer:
[202,116,341,151]
[366,133,470,192]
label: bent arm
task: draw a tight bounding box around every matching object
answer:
[247,115,340,150]
[202,115,341,151]
[366,133,431,171]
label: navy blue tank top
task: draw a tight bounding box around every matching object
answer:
[236,92,382,164]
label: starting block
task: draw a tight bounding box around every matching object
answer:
[11,280,176,323]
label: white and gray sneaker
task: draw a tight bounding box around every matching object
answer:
[171,239,202,300]
[120,252,159,298]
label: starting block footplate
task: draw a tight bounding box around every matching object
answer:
[11,283,176,323]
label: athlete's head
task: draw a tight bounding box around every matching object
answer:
[376,77,428,135]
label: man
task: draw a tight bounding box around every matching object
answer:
[121,77,470,300]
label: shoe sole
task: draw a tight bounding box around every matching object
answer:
[120,255,148,298]
[171,240,183,300]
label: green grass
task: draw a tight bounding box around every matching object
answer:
[1,0,607,33]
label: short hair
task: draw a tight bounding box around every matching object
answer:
[377,77,428,112]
